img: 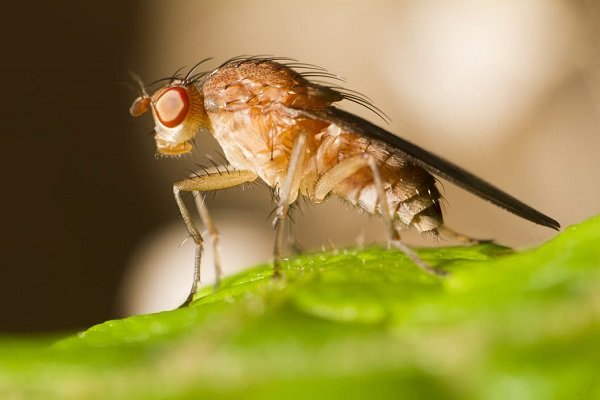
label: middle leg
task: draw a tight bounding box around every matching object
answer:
[272,132,308,278]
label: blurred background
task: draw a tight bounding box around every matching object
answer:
[1,0,599,333]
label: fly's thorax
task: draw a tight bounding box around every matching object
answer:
[201,60,335,114]
[206,110,262,173]
[206,107,324,192]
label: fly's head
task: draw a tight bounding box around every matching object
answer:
[130,78,209,157]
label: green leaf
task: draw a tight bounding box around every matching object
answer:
[2,215,600,400]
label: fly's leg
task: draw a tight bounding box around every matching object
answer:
[287,206,304,255]
[312,154,396,239]
[313,155,370,201]
[289,232,304,255]
[311,153,445,277]
[193,194,223,285]
[273,132,308,278]
[365,156,397,243]
[438,225,490,245]
[173,169,258,306]
[366,156,446,277]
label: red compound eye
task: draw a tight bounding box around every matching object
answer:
[154,87,190,128]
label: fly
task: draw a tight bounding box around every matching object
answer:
[129,56,560,305]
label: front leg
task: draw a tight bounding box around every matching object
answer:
[173,168,258,306]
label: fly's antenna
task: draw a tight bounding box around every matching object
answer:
[184,58,214,82]
[129,71,149,98]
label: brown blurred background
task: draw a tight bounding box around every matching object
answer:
[1,0,599,333]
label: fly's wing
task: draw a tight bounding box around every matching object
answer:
[300,107,560,230]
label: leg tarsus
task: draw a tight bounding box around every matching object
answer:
[389,239,447,277]
[178,241,204,308]
[179,292,195,308]
[439,226,492,245]
[272,213,284,279]
[367,154,446,278]
[194,193,223,285]
[289,238,304,255]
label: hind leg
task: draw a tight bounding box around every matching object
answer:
[310,153,446,277]
[366,156,447,277]
[438,225,491,245]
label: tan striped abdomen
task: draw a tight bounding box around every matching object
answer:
[311,128,443,233]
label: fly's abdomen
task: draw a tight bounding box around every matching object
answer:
[335,165,443,233]
[316,131,443,233]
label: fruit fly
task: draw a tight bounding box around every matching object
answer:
[130,56,560,305]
